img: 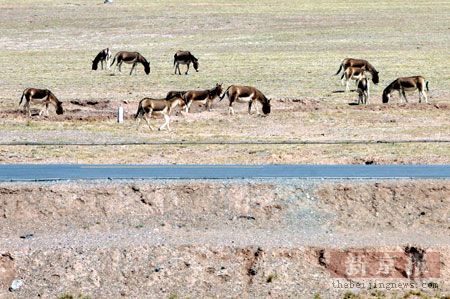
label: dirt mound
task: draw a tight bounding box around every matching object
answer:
[69,100,111,109]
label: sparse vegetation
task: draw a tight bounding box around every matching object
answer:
[58,294,91,299]
[0,0,448,164]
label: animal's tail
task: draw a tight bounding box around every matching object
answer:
[334,62,344,76]
[134,99,145,119]
[426,81,429,92]
[173,53,177,67]
[110,52,119,68]
[19,90,26,106]
[219,86,231,101]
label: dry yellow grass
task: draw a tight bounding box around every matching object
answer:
[0,0,449,163]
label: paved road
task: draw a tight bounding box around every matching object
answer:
[0,164,449,181]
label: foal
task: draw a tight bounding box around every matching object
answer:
[342,66,366,92]
[356,77,370,105]
[19,88,64,116]
[134,95,186,131]
[92,48,112,70]
[219,85,271,116]
[110,51,150,75]
[382,76,429,103]
[173,50,199,75]
[183,83,223,113]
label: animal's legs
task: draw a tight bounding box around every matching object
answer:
[357,91,362,105]
[185,62,190,75]
[144,112,155,131]
[130,63,136,75]
[23,96,30,115]
[401,89,408,103]
[206,100,212,111]
[24,100,31,116]
[422,91,428,103]
[228,97,236,115]
[397,91,402,103]
[418,85,428,103]
[185,101,192,113]
[247,101,252,114]
[38,106,45,116]
[159,114,170,131]
[345,76,350,92]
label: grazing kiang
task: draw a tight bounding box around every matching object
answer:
[110,51,150,75]
[382,76,429,104]
[183,83,223,113]
[219,85,271,116]
[92,48,112,70]
[335,58,379,86]
[356,76,370,105]
[134,94,186,131]
[19,88,64,117]
[173,50,199,75]
[341,66,367,92]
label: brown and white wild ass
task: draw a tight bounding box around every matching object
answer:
[382,76,429,103]
[183,83,223,113]
[219,85,271,116]
[335,58,379,87]
[173,50,199,75]
[92,48,112,70]
[19,88,64,116]
[341,66,367,92]
[356,76,370,105]
[134,95,186,131]
[110,51,150,75]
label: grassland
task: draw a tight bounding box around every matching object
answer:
[0,0,449,163]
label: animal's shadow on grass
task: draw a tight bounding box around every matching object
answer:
[348,102,360,106]
[332,89,356,93]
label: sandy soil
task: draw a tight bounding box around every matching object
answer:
[0,179,449,298]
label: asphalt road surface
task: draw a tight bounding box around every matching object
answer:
[0,164,449,181]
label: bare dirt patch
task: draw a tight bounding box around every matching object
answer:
[0,179,449,298]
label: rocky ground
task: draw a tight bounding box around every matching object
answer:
[0,179,449,298]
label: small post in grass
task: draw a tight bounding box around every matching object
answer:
[117,105,124,123]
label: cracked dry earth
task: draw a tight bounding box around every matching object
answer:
[0,179,449,298]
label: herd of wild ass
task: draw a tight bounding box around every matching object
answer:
[19,49,430,131]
